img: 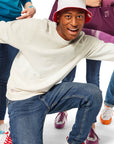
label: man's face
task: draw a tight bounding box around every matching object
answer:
[56,8,85,41]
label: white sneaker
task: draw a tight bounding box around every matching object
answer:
[0,132,7,144]
[0,123,9,132]
[100,105,113,125]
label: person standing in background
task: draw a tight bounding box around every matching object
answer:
[49,0,114,144]
[84,1,114,142]
[100,71,114,125]
[0,0,36,133]
[85,0,114,127]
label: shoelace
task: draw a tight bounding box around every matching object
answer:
[87,128,99,142]
[102,106,114,119]
[55,112,67,124]
[58,112,66,122]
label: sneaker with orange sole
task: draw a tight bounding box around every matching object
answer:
[100,105,113,125]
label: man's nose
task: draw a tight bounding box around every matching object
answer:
[70,17,78,26]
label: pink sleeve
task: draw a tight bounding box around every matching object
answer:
[83,28,114,43]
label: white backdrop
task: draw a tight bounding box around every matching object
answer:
[32,0,55,19]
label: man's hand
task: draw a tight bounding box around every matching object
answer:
[16,2,36,19]
[102,0,114,7]
[86,0,102,7]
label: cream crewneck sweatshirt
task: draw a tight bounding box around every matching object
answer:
[0,18,113,100]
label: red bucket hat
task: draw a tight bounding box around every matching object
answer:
[53,0,92,24]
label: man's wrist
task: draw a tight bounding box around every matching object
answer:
[29,5,34,8]
[24,2,34,9]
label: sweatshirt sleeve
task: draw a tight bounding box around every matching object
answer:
[0,18,41,51]
[84,35,114,61]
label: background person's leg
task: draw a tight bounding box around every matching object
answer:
[86,59,101,143]
[86,59,101,87]
[0,44,18,125]
[100,71,114,125]
[104,71,114,106]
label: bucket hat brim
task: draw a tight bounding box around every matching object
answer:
[53,0,92,24]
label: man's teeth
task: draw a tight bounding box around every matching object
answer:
[69,28,78,31]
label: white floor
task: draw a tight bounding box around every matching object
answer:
[4,60,114,144]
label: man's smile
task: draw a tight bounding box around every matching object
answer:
[67,27,79,36]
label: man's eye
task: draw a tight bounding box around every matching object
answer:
[65,15,71,19]
[77,15,84,19]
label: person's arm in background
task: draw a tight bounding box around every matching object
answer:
[102,0,114,7]
[86,0,102,7]
[49,0,58,21]
[17,1,36,19]
[83,28,114,43]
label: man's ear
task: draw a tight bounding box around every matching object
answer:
[57,16,60,23]
[57,13,60,23]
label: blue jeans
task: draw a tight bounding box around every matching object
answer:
[8,82,102,144]
[0,44,18,120]
[104,71,114,107]
[63,60,101,88]
[86,60,101,87]
[62,67,76,82]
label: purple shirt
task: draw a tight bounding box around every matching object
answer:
[85,4,114,35]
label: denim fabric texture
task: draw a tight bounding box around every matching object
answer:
[86,60,101,87]
[8,82,102,144]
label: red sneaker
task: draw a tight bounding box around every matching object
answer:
[86,128,99,144]
[55,112,68,129]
